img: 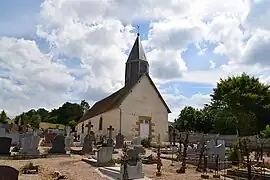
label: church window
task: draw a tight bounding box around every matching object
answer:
[81,123,84,134]
[99,116,103,130]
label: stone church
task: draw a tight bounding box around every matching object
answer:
[76,33,171,142]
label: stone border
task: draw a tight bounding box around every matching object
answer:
[0,153,71,160]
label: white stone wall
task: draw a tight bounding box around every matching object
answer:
[120,75,169,142]
[76,75,169,142]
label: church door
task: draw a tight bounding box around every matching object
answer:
[139,119,150,138]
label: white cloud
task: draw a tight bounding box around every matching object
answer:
[209,60,216,69]
[0,37,74,115]
[1,0,270,119]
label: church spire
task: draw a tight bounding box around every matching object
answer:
[125,32,149,87]
[126,33,147,62]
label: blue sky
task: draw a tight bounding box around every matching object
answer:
[0,0,270,120]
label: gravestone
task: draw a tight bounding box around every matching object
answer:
[132,137,146,155]
[107,125,114,147]
[20,135,40,155]
[97,147,113,165]
[120,148,144,179]
[0,137,12,156]
[0,128,5,136]
[132,136,141,146]
[65,126,73,151]
[115,133,124,149]
[6,131,20,146]
[82,121,95,154]
[0,165,19,180]
[49,135,66,154]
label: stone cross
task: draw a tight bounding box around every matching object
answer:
[107,125,114,139]
[107,125,114,147]
[86,121,93,135]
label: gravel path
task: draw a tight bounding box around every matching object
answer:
[0,149,233,180]
[0,155,106,180]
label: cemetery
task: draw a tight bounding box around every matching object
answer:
[1,120,270,180]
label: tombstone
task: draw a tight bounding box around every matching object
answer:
[5,131,20,146]
[206,139,226,162]
[0,137,12,156]
[120,148,144,179]
[0,165,19,180]
[115,133,124,149]
[107,125,114,147]
[20,135,40,155]
[132,137,146,155]
[82,121,95,154]
[132,136,141,146]
[0,128,5,136]
[80,134,85,145]
[65,127,73,151]
[97,147,113,165]
[49,135,66,154]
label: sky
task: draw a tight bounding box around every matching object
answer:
[1,0,270,121]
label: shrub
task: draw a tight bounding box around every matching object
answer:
[141,137,151,148]
[228,140,243,165]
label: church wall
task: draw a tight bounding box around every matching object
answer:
[76,109,120,138]
[119,75,169,142]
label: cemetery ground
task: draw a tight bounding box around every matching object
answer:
[0,148,232,180]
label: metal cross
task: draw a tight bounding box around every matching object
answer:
[136,25,140,36]
[86,121,93,135]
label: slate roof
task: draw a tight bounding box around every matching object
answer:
[79,73,171,123]
[127,33,147,62]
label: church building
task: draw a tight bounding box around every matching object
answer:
[76,33,171,142]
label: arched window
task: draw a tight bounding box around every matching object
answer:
[99,116,103,130]
[81,123,84,134]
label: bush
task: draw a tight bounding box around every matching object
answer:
[228,140,243,165]
[141,137,151,148]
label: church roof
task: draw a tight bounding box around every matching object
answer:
[79,73,171,123]
[127,33,147,62]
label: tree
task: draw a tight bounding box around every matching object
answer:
[36,108,50,122]
[175,106,197,132]
[210,73,270,136]
[260,125,270,138]
[80,100,90,114]
[0,110,7,124]
[210,107,237,134]
[68,120,77,130]
[29,114,41,129]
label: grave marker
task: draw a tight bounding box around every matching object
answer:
[115,133,124,149]
[0,137,12,156]
[0,165,19,180]
[82,121,95,154]
[49,135,66,154]
[107,125,114,147]
[20,134,40,155]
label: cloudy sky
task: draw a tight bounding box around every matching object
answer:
[1,0,270,121]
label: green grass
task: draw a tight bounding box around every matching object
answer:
[40,122,66,129]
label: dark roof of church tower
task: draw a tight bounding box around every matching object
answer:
[78,73,171,123]
[127,33,147,62]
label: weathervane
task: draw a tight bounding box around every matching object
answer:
[136,25,140,36]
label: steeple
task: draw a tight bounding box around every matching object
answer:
[127,33,147,62]
[125,33,149,87]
